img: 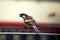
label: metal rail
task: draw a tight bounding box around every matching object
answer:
[0,32,60,35]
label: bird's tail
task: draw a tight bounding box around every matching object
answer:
[32,25,40,33]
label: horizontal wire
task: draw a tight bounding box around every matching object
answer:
[0,32,60,35]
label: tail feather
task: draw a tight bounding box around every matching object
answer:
[32,25,40,33]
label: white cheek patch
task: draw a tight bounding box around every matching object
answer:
[22,16,26,18]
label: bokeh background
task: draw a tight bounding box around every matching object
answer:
[0,0,60,23]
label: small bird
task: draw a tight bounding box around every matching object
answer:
[19,13,40,34]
